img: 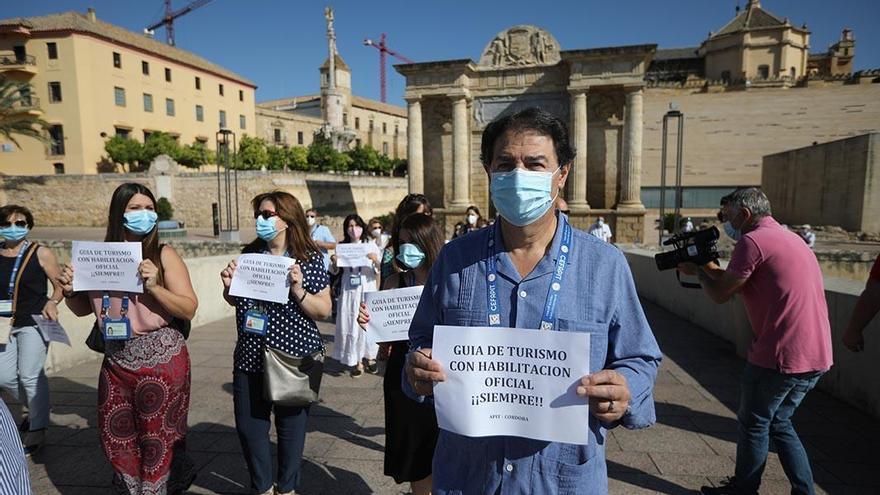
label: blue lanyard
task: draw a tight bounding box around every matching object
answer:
[486,219,572,331]
[101,293,129,319]
[5,240,30,299]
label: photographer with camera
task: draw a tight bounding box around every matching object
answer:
[677,188,832,495]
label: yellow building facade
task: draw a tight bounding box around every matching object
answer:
[0,10,256,175]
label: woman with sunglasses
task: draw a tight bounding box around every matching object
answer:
[331,214,381,377]
[0,204,63,456]
[357,213,444,494]
[57,183,199,494]
[380,194,433,280]
[220,191,331,495]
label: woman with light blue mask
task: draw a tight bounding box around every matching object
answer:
[57,183,199,493]
[0,204,64,456]
[357,213,445,495]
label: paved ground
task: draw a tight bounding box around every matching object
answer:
[5,300,879,494]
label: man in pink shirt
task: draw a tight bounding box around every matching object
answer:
[679,187,832,495]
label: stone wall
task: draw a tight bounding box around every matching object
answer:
[0,171,408,231]
[762,133,879,233]
[642,84,880,187]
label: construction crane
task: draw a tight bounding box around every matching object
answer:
[363,34,414,103]
[146,0,215,46]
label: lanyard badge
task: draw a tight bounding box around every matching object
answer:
[486,219,572,331]
[0,240,30,317]
[101,293,132,340]
[243,305,268,336]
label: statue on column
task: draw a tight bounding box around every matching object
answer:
[316,6,355,151]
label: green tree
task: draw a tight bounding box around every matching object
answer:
[104,135,144,172]
[177,140,214,169]
[307,137,351,172]
[266,145,288,170]
[235,135,269,170]
[288,146,309,171]
[347,144,381,174]
[0,76,49,149]
[141,131,181,166]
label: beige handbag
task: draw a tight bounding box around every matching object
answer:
[262,346,324,407]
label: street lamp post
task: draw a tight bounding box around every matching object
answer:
[659,104,684,245]
[215,128,240,242]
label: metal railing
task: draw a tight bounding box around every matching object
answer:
[0,54,36,66]
[12,95,40,110]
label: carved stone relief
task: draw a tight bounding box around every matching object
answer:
[478,25,561,69]
[473,94,569,126]
[588,92,624,123]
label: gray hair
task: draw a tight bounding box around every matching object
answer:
[727,187,771,219]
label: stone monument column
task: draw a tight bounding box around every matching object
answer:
[568,89,589,209]
[450,94,470,207]
[405,96,424,194]
[619,87,645,209]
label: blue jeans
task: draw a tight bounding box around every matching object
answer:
[735,362,823,495]
[0,326,50,431]
[233,371,310,494]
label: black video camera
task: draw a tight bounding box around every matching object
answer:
[654,227,721,287]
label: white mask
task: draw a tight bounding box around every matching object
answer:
[467,214,478,226]
[371,228,382,238]
[306,216,316,227]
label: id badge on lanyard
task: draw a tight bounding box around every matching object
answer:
[349,267,362,287]
[0,240,29,317]
[243,304,268,336]
[102,293,132,340]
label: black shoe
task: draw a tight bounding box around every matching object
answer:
[366,360,379,374]
[700,477,756,495]
[22,428,46,457]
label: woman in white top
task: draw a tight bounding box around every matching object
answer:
[331,214,381,377]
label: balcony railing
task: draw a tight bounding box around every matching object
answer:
[11,95,40,111]
[0,54,36,66]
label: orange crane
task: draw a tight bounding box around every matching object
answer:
[147,0,215,46]
[363,33,414,103]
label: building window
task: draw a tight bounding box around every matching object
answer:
[195,76,201,90]
[382,142,389,155]
[219,83,224,96]
[355,138,362,147]
[113,52,121,68]
[142,61,149,75]
[790,67,796,79]
[48,82,62,103]
[219,110,227,128]
[195,104,204,122]
[297,131,304,145]
[143,93,153,112]
[274,129,282,143]
[53,163,64,174]
[369,119,374,131]
[114,87,126,107]
[382,122,387,134]
[115,127,130,139]
[395,124,399,136]
[165,68,172,82]
[166,98,175,116]
[757,65,769,80]
[239,89,244,102]
[49,125,64,155]
[343,113,348,126]
[143,131,152,141]
[355,117,360,130]
[47,42,58,60]
[239,114,246,129]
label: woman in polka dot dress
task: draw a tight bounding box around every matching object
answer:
[330,214,381,377]
[220,191,331,495]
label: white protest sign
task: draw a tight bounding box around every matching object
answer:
[228,254,292,304]
[32,315,71,346]
[335,243,372,268]
[363,285,424,343]
[432,325,591,445]
[71,241,143,293]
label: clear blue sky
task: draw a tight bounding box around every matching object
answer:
[9,1,880,106]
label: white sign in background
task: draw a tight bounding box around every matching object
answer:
[71,241,143,293]
[432,325,591,445]
[335,243,373,268]
[363,285,424,343]
[228,253,292,304]
[32,315,71,346]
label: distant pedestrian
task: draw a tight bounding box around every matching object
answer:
[0,204,64,456]
[454,205,487,238]
[368,218,391,251]
[380,194,433,280]
[799,224,816,249]
[684,217,695,233]
[306,208,336,272]
[588,216,613,242]
[331,215,381,377]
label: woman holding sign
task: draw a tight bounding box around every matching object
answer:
[357,213,443,495]
[220,191,331,495]
[331,214,381,377]
[0,204,64,456]
[58,183,199,494]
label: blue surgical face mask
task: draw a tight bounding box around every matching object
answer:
[723,221,741,242]
[0,225,29,242]
[396,243,426,269]
[123,210,158,235]
[490,168,559,227]
[256,215,286,241]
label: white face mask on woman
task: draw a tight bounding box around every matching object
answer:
[467,214,478,226]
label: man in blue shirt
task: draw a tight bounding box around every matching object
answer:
[405,107,662,494]
[306,208,336,272]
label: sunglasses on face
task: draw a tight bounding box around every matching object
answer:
[0,220,27,228]
[255,210,278,220]
[306,214,316,219]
